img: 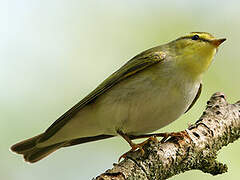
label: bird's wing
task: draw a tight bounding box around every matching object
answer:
[39,49,166,142]
[185,83,202,113]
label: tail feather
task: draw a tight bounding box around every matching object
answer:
[11,134,43,154]
[11,133,66,163]
[11,133,114,163]
[64,134,114,147]
[23,142,65,163]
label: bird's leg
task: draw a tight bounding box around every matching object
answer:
[117,130,188,161]
[129,131,188,143]
[117,130,158,162]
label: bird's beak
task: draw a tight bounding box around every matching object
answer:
[211,38,226,47]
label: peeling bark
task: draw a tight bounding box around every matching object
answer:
[95,92,240,180]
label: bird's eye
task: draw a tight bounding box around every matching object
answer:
[192,35,200,40]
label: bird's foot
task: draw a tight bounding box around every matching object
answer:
[128,131,188,143]
[118,136,157,162]
[156,131,188,143]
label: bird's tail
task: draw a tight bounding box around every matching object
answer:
[11,133,114,163]
[10,133,66,163]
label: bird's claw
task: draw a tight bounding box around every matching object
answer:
[118,136,157,162]
[160,131,187,143]
[118,144,143,162]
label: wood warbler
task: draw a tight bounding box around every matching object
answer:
[11,32,226,163]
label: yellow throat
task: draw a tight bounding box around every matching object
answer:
[168,32,226,78]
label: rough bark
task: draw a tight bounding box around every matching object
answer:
[95,92,240,180]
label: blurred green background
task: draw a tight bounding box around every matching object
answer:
[2,0,240,179]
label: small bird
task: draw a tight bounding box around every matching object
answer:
[11,32,226,163]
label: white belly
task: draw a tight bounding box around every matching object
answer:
[95,66,201,135]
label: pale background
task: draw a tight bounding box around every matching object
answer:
[2,0,240,179]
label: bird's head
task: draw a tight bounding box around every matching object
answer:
[168,32,226,78]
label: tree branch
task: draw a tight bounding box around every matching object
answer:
[95,92,240,180]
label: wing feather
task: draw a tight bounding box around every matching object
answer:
[39,49,166,142]
[185,83,202,113]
